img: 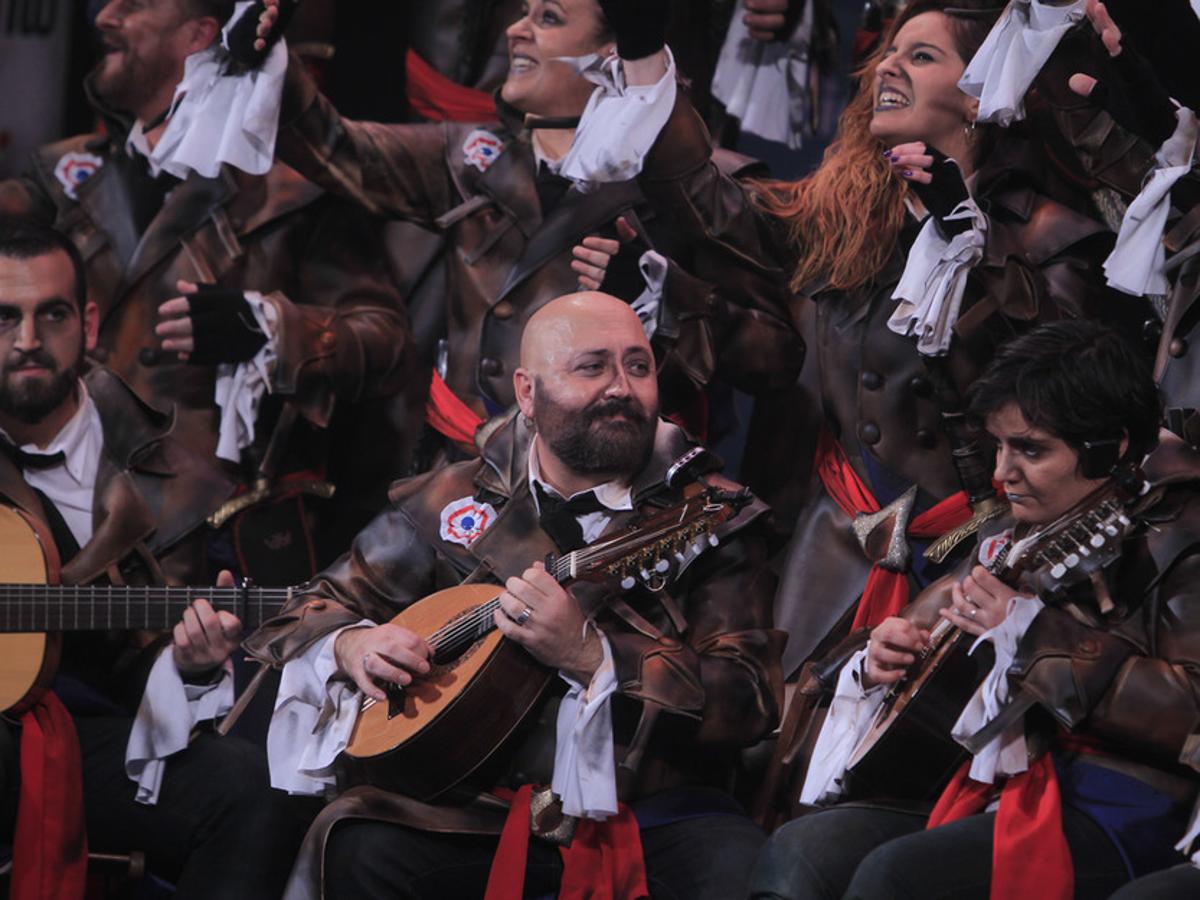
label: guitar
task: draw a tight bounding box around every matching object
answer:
[339,485,750,801]
[0,504,294,715]
[841,473,1142,802]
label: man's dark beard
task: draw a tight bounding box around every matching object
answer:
[91,44,177,116]
[0,349,79,425]
[534,385,657,477]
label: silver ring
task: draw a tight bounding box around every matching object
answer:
[514,606,533,627]
[964,592,979,608]
[362,652,373,669]
[968,607,978,618]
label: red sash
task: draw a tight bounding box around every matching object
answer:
[12,691,88,900]
[814,430,973,629]
[484,784,649,900]
[425,369,485,447]
[927,755,1074,900]
[405,49,497,123]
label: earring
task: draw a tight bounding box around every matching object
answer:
[521,413,536,431]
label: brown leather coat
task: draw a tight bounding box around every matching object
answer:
[898,435,1200,799]
[0,366,234,708]
[244,415,783,840]
[0,87,409,528]
[274,59,801,420]
[768,136,1153,675]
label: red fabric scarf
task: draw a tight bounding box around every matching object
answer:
[426,369,485,447]
[484,784,649,900]
[814,430,974,629]
[926,755,1074,900]
[405,49,497,123]
[12,691,88,900]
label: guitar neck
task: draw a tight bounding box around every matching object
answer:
[0,584,295,633]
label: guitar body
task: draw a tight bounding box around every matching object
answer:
[342,583,555,800]
[843,632,994,802]
[0,504,62,715]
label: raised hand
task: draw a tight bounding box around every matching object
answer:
[864,616,929,688]
[597,0,671,61]
[887,142,973,237]
[225,0,298,65]
[1068,0,1178,146]
[494,561,604,683]
[173,569,243,678]
[744,0,794,42]
[334,624,433,702]
[572,215,638,291]
[156,281,267,365]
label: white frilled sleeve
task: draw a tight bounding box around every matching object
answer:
[630,250,668,340]
[557,50,677,188]
[147,1,286,179]
[799,648,887,806]
[958,0,1087,127]
[950,595,1045,783]
[710,0,815,150]
[267,622,372,795]
[552,628,619,820]
[125,648,235,805]
[1104,108,1200,297]
[213,292,278,463]
[888,198,988,356]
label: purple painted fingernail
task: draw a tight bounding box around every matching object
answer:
[902,169,912,177]
[883,149,893,158]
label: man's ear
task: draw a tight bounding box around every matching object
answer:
[513,368,536,420]
[184,16,222,54]
[83,301,100,352]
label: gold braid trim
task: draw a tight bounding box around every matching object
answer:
[923,497,1011,564]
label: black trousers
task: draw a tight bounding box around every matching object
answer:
[75,716,317,899]
[747,804,1130,900]
[323,812,766,900]
[1109,863,1200,898]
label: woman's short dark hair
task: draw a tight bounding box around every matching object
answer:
[967,320,1163,466]
[0,218,88,311]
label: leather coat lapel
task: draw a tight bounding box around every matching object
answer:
[63,462,155,586]
[494,179,642,305]
[122,168,235,292]
[73,159,143,272]
[471,139,542,239]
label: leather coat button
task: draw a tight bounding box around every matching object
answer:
[305,600,327,611]
[909,376,933,398]
[916,429,937,449]
[139,347,162,367]
[493,301,515,320]
[480,357,503,377]
[319,331,337,349]
[858,421,881,445]
[658,636,681,648]
[90,346,109,363]
[1077,638,1100,656]
[1143,319,1163,343]
[861,370,883,390]
[1170,338,1188,358]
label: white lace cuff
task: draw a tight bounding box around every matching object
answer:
[631,250,668,340]
[125,647,235,805]
[710,0,815,150]
[799,648,886,805]
[1104,107,1199,297]
[958,0,1087,126]
[558,49,678,188]
[951,595,1045,783]
[552,627,619,820]
[146,2,286,179]
[214,291,278,463]
[267,622,373,795]
[889,197,988,356]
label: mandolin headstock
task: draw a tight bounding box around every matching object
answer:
[547,487,751,591]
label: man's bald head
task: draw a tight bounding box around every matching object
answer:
[519,292,650,375]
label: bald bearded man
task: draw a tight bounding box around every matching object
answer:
[244,292,784,900]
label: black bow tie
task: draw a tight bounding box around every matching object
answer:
[1,443,67,471]
[535,482,607,552]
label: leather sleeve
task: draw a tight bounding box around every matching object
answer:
[602,524,785,748]
[243,495,441,665]
[1011,553,1200,767]
[277,55,460,226]
[638,92,804,395]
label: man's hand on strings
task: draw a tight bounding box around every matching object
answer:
[173,569,243,677]
[335,624,433,702]
[495,561,604,682]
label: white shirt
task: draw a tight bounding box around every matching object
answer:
[0,382,103,548]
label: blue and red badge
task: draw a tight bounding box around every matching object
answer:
[462,129,504,173]
[439,496,498,548]
[977,529,1013,567]
[53,152,104,200]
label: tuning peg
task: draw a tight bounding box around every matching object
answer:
[707,534,719,548]
[654,558,670,574]
[1064,552,1080,568]
[620,575,637,591]
[639,567,652,582]
[1089,534,1105,548]
[1050,563,1067,579]
[674,551,688,564]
